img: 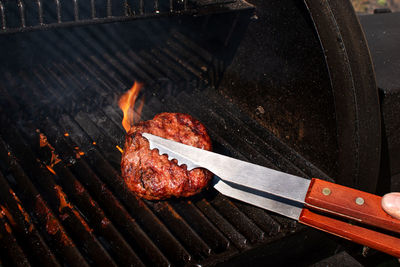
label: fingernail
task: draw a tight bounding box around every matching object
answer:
[381,193,400,220]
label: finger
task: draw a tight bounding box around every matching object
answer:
[381,192,400,220]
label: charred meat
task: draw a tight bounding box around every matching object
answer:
[121,113,212,200]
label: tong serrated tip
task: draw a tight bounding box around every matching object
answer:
[143,133,199,170]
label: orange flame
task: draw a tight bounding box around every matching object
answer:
[118,82,144,133]
[116,145,124,153]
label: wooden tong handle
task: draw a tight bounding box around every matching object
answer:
[299,209,400,258]
[305,178,400,234]
[298,178,400,257]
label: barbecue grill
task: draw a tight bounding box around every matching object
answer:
[0,0,384,266]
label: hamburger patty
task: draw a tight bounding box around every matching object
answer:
[121,113,212,200]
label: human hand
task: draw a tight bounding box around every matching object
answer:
[381,192,400,220]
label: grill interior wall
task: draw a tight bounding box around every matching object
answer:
[0,10,334,267]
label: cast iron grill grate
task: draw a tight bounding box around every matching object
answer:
[0,14,327,266]
[0,0,251,34]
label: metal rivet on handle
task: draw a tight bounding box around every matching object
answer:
[355,197,365,205]
[322,188,331,196]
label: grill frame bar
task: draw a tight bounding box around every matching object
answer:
[0,0,252,35]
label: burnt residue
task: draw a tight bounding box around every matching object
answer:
[33,130,143,266]
[0,170,61,267]
[0,126,116,266]
[218,0,338,181]
[34,195,74,246]
[0,210,31,267]
[0,137,88,266]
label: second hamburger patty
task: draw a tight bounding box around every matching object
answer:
[121,113,212,200]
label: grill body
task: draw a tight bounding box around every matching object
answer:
[0,0,381,266]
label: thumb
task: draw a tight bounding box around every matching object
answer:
[381,192,400,220]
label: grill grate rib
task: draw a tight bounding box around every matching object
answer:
[0,205,30,267]
[0,137,88,267]
[41,117,171,266]
[0,169,61,267]
[2,125,119,267]
[59,115,192,265]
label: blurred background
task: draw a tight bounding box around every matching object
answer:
[351,0,400,13]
